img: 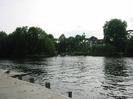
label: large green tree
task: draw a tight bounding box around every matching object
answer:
[103,19,128,52]
[6,26,55,57]
[0,31,8,57]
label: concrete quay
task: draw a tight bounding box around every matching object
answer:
[0,69,71,99]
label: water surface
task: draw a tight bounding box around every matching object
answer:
[0,56,133,99]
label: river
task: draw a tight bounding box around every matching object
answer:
[0,56,133,99]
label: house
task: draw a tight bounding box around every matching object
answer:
[85,36,104,46]
[127,30,133,39]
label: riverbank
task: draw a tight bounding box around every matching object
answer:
[0,69,70,99]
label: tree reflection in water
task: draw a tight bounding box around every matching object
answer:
[103,58,128,99]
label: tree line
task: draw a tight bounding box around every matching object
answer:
[0,26,56,57]
[58,19,133,57]
[0,19,133,58]
[57,33,91,55]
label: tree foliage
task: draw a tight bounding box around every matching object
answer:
[0,31,8,57]
[58,33,90,55]
[126,36,133,56]
[0,26,56,57]
[103,19,128,52]
[1,18,133,57]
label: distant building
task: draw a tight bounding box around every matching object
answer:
[89,36,98,46]
[85,36,104,46]
[127,30,133,39]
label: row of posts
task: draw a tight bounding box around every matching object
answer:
[17,75,72,98]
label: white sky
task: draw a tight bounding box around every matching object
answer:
[0,0,133,38]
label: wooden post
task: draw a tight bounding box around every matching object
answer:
[5,70,10,74]
[29,78,34,83]
[18,75,22,80]
[68,92,72,98]
[45,82,50,89]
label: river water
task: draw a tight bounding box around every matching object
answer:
[0,56,133,99]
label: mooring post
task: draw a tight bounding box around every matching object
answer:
[18,75,22,80]
[68,91,72,98]
[4,70,10,74]
[45,82,50,89]
[29,78,34,83]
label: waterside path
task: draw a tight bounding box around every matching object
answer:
[0,69,70,99]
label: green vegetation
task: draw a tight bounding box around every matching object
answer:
[57,18,133,57]
[126,35,133,56]
[103,19,128,54]
[0,26,56,58]
[58,33,90,55]
[0,18,133,57]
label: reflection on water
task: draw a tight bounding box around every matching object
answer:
[0,56,133,99]
[103,58,128,99]
[104,58,127,76]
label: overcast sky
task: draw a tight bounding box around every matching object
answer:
[0,0,133,38]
